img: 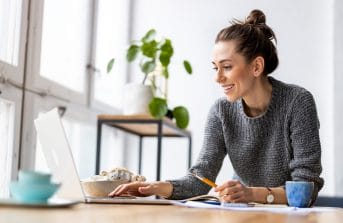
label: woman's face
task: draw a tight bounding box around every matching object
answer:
[212,41,256,102]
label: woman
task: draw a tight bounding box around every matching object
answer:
[109,9,324,204]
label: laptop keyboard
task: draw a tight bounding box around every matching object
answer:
[86,196,136,200]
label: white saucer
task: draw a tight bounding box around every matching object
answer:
[0,198,79,208]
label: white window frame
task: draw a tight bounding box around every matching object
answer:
[25,0,132,113]
[25,0,93,106]
[16,0,132,177]
[0,0,28,190]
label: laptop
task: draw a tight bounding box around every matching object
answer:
[34,108,175,205]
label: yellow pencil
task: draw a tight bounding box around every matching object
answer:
[190,170,218,188]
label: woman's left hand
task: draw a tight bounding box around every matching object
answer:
[214,180,253,203]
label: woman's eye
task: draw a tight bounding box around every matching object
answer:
[223,66,232,70]
[212,67,218,71]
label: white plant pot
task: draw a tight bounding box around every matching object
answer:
[122,83,153,115]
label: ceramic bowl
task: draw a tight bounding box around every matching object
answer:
[81,180,129,197]
[18,170,52,184]
[10,182,60,203]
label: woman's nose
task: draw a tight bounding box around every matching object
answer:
[215,71,225,83]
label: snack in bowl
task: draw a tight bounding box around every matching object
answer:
[81,167,146,197]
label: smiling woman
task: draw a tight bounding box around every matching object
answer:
[212,40,273,113]
[110,9,324,207]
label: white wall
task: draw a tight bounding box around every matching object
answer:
[334,0,343,195]
[126,0,339,195]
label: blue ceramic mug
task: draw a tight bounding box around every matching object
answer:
[286,181,314,207]
[10,170,60,203]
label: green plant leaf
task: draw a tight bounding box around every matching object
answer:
[172,106,189,129]
[183,60,192,74]
[159,51,171,67]
[141,40,158,58]
[149,97,168,118]
[127,45,140,62]
[159,39,173,67]
[160,39,173,57]
[107,58,115,73]
[140,60,156,74]
[142,29,156,42]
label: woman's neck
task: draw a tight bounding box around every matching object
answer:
[242,76,273,117]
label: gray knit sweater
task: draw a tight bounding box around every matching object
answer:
[168,77,324,201]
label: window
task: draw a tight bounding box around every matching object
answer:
[92,0,130,108]
[26,0,93,105]
[0,99,15,198]
[2,0,132,195]
[39,0,92,93]
[24,0,132,178]
[0,0,22,66]
[0,0,26,199]
[27,0,131,108]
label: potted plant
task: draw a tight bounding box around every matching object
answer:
[107,29,192,129]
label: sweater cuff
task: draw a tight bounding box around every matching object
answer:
[166,180,185,200]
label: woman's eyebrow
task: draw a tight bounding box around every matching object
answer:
[212,59,233,65]
[218,59,232,63]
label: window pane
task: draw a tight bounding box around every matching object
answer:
[0,0,22,66]
[94,0,130,107]
[0,99,15,198]
[39,0,91,93]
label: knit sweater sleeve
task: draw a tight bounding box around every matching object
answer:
[167,100,227,200]
[288,90,324,201]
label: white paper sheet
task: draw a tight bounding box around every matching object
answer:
[174,201,339,215]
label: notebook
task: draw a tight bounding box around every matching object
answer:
[34,108,174,205]
[180,194,254,207]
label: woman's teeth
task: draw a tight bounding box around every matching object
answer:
[223,84,234,93]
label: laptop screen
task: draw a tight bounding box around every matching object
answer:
[34,108,85,201]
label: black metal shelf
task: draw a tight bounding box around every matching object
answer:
[95,114,192,180]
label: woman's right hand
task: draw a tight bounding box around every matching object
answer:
[108,181,173,198]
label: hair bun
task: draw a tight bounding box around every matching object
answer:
[245,9,275,41]
[246,9,266,25]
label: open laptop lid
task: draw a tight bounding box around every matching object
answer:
[34,108,85,202]
[34,108,176,205]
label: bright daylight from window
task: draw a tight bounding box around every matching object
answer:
[0,0,22,66]
[39,0,91,93]
[94,0,129,108]
[0,100,15,198]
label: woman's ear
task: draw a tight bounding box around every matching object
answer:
[252,56,265,77]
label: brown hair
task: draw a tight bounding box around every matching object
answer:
[215,9,279,75]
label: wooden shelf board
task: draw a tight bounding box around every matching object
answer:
[97,114,190,136]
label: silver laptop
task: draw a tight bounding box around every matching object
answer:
[34,108,174,205]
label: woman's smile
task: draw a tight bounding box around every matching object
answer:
[222,84,235,95]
